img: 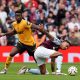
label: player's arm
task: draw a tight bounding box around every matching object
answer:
[25,21,53,40]
[32,24,54,40]
[32,24,61,45]
[0,28,17,37]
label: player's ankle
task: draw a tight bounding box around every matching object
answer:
[52,72,56,74]
[4,68,7,70]
[56,70,61,73]
[26,68,30,72]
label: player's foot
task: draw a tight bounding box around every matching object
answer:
[56,72,67,75]
[52,72,56,75]
[46,69,49,75]
[54,70,67,75]
[0,69,7,74]
[17,66,27,75]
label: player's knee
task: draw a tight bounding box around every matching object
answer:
[39,64,46,75]
[10,53,16,57]
[40,70,46,75]
[10,53,14,57]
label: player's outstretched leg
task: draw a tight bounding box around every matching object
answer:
[56,55,63,75]
[17,66,49,75]
[17,66,27,75]
[0,55,13,74]
[0,47,19,74]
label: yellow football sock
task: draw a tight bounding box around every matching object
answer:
[4,55,13,69]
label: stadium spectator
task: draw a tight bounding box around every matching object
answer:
[0,4,7,25]
[1,0,10,15]
[56,3,66,26]
[68,29,80,45]
[0,19,7,46]
[16,0,26,12]
[22,9,30,21]
[36,11,46,25]
[24,0,38,9]
[0,0,80,46]
[67,16,80,31]
[8,13,19,46]
[67,0,77,11]
[29,7,37,24]
[60,29,69,40]
[65,11,71,23]
[8,3,15,20]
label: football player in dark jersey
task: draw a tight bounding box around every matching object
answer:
[17,30,70,75]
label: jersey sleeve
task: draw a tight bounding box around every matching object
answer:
[25,20,32,28]
[52,37,61,45]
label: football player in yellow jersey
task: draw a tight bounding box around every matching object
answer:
[0,10,44,74]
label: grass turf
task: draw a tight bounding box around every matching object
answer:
[0,63,80,80]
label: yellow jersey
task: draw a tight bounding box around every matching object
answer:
[12,19,35,46]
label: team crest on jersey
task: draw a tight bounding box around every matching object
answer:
[27,21,31,25]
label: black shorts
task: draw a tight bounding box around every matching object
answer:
[16,42,36,56]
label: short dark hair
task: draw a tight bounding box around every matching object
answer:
[63,40,71,46]
[15,10,22,14]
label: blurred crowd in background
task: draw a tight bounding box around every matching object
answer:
[0,0,80,46]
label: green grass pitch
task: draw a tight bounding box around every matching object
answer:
[0,63,80,80]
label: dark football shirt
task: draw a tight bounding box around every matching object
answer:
[41,40,60,51]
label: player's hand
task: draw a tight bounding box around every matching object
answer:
[0,33,5,37]
[39,24,43,31]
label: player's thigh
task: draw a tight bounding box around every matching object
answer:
[34,46,56,59]
[15,42,27,54]
[10,47,20,57]
[36,57,46,66]
[10,42,26,57]
[26,44,36,56]
[50,51,62,58]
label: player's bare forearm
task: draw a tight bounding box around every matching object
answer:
[0,29,16,37]
[32,24,54,40]
[40,29,54,40]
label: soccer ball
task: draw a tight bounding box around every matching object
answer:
[68,66,78,76]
